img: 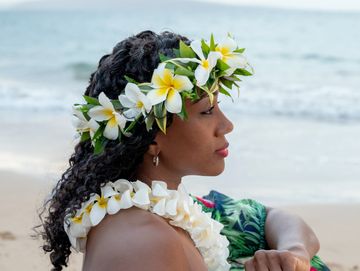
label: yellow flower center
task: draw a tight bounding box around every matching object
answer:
[215,46,230,57]
[103,108,114,119]
[85,203,93,214]
[202,59,209,69]
[98,196,108,208]
[114,194,121,201]
[71,213,83,224]
[136,101,144,109]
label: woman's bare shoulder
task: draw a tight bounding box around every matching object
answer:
[83,207,188,271]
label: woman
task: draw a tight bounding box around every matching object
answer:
[38,30,329,271]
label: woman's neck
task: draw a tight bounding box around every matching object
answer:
[135,168,182,190]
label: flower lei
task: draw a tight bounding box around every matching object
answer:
[72,33,253,154]
[64,180,231,271]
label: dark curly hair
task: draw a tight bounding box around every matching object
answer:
[35,30,190,271]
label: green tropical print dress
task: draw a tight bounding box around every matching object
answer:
[191,190,330,271]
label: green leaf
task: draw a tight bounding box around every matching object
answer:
[145,114,155,131]
[216,59,231,71]
[94,137,107,155]
[92,126,104,142]
[164,62,175,71]
[124,115,140,133]
[209,33,216,51]
[83,95,100,105]
[124,75,140,84]
[155,116,167,134]
[174,66,194,77]
[173,48,180,58]
[80,131,90,142]
[153,102,166,118]
[219,85,232,97]
[159,53,171,62]
[221,79,234,89]
[233,48,245,53]
[200,86,214,105]
[234,68,253,76]
[201,39,210,56]
[177,95,188,121]
[112,100,122,110]
[179,40,196,58]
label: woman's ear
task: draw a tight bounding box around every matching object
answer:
[147,140,161,156]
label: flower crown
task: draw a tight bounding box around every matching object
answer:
[73,34,253,154]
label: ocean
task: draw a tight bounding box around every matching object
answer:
[1,2,359,204]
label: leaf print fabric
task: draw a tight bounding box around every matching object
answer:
[192,191,330,271]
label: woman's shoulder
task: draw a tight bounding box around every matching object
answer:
[83,206,188,271]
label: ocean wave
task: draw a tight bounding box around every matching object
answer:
[65,61,97,81]
[1,79,360,123]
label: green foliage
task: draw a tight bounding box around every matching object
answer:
[234,68,253,76]
[112,100,122,110]
[209,33,216,51]
[177,95,188,121]
[219,85,232,98]
[80,131,90,142]
[124,75,140,84]
[159,53,171,62]
[174,65,194,77]
[217,59,231,71]
[201,39,210,57]
[155,116,167,134]
[233,48,245,53]
[179,40,196,58]
[145,114,155,131]
[83,95,100,105]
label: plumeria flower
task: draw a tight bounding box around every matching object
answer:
[151,181,170,216]
[72,106,100,139]
[87,92,127,140]
[215,36,248,75]
[107,179,134,214]
[147,63,193,113]
[118,83,152,119]
[190,40,221,86]
[89,184,117,226]
[131,180,151,210]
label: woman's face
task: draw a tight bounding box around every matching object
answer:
[155,91,234,177]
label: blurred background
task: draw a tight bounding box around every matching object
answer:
[0,0,359,270]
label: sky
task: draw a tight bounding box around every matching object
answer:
[0,0,360,11]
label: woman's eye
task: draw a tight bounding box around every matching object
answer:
[201,101,221,115]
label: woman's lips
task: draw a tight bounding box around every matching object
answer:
[215,142,229,157]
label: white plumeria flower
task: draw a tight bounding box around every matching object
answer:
[87,92,127,140]
[107,179,134,214]
[72,106,100,139]
[89,184,117,226]
[131,180,151,210]
[190,40,221,86]
[215,36,248,75]
[118,83,152,119]
[147,63,193,113]
[150,181,171,216]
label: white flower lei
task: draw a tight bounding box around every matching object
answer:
[64,180,231,271]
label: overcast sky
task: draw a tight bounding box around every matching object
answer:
[1,0,360,11]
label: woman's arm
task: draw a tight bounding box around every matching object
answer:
[245,207,320,271]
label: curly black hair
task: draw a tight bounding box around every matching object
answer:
[35,30,190,271]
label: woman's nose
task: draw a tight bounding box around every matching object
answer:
[216,111,234,136]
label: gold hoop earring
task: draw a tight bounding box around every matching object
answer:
[152,155,159,167]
